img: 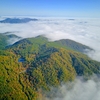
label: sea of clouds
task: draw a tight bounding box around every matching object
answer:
[0,17,100,100]
[0,17,100,61]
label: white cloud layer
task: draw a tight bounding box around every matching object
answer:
[0,17,100,61]
[45,76,100,100]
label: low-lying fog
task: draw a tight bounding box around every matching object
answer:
[45,76,100,100]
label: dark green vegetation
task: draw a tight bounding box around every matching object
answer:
[0,18,38,23]
[0,35,100,100]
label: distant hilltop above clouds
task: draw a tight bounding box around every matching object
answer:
[0,18,38,23]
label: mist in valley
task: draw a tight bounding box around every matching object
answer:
[45,76,100,100]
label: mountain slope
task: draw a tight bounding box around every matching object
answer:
[7,35,100,77]
[0,35,100,100]
[0,50,38,100]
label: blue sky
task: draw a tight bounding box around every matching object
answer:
[0,0,100,18]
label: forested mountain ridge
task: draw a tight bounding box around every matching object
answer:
[54,39,92,52]
[0,35,100,100]
[8,35,92,54]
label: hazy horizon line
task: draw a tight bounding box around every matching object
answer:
[0,15,100,19]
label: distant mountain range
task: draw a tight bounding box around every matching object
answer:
[0,34,100,100]
[0,18,38,23]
